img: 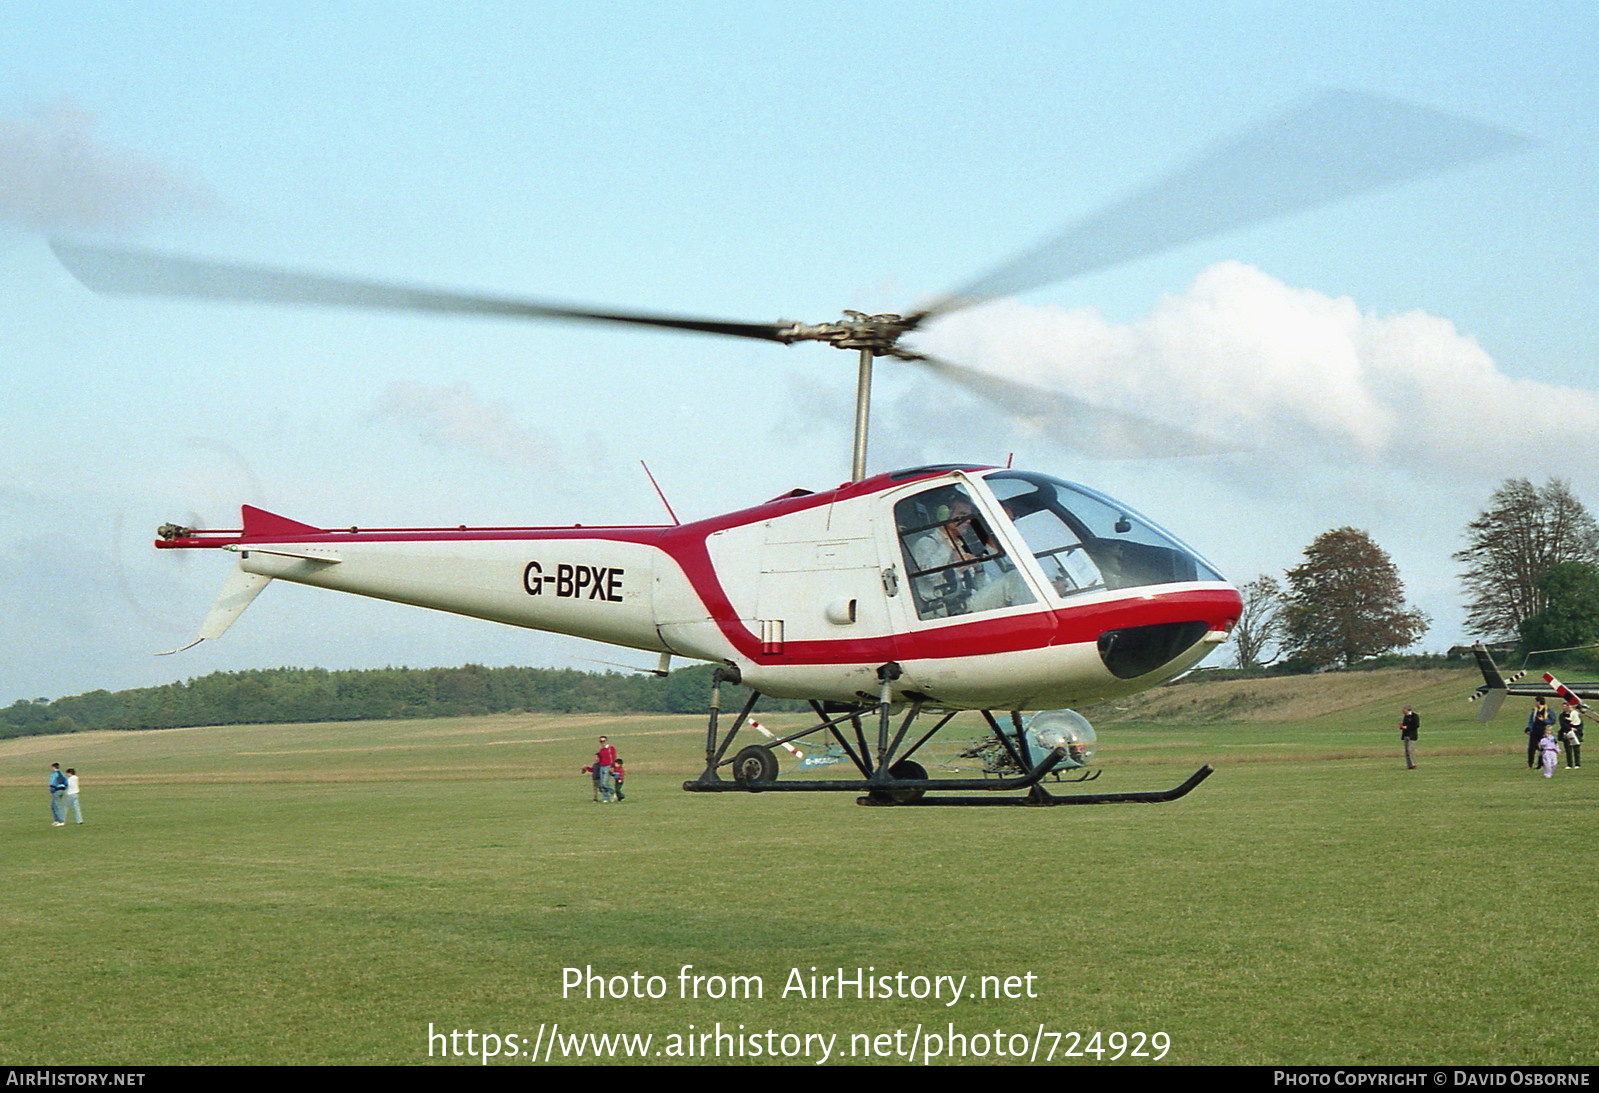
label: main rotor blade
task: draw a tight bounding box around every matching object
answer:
[50,240,792,343]
[914,90,1527,322]
[915,355,1233,459]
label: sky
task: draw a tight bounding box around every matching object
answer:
[2,0,1596,705]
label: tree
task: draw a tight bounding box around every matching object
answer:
[1455,478,1599,642]
[1282,527,1429,669]
[1230,574,1287,668]
[1518,561,1599,652]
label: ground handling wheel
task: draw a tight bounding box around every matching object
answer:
[867,759,927,805]
[731,745,778,789]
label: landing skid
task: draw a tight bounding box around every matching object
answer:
[865,764,1213,806]
[681,664,1213,807]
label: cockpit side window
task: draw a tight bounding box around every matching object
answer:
[893,484,1035,620]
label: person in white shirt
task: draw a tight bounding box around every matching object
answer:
[63,768,83,825]
[1558,701,1584,769]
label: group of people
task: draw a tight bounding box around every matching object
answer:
[581,736,626,803]
[1525,697,1584,778]
[46,763,83,826]
[1398,697,1586,779]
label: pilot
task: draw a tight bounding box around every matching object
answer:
[903,493,982,612]
[905,490,1028,615]
[909,493,982,566]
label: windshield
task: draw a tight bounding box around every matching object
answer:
[981,471,1224,598]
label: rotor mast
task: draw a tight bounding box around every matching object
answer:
[851,348,873,483]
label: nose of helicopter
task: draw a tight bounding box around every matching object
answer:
[1096,620,1215,680]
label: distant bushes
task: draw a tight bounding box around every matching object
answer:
[8,652,1504,741]
[1182,649,1472,684]
[0,663,803,739]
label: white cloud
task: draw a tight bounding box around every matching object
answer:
[0,100,212,233]
[373,381,572,475]
[913,261,1599,485]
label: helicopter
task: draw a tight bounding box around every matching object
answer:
[51,91,1520,806]
[1468,643,1599,721]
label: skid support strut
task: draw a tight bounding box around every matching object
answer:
[681,663,1213,806]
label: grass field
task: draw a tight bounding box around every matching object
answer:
[1,669,1593,1066]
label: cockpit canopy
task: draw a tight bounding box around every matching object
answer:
[892,471,1223,621]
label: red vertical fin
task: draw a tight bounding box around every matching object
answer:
[240,505,321,538]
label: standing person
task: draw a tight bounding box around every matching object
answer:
[593,735,617,803]
[63,768,84,825]
[48,763,68,826]
[1559,701,1584,769]
[1526,698,1554,770]
[611,757,626,802]
[1538,726,1561,778]
[1399,706,1420,770]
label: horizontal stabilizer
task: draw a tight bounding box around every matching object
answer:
[242,504,320,538]
[157,568,272,655]
[234,545,341,564]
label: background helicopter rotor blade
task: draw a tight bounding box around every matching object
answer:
[911,89,1527,323]
[912,353,1233,458]
[49,239,794,343]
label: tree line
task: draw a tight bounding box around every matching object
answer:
[16,475,1597,735]
[0,663,802,741]
[1232,478,1599,671]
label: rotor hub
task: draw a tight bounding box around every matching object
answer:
[776,311,915,355]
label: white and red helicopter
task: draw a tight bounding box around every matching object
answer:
[52,91,1519,806]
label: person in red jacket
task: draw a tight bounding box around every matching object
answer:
[592,736,617,803]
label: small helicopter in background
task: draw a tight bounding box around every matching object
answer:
[53,91,1519,806]
[1468,643,1599,721]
